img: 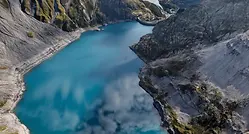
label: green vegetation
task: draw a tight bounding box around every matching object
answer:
[55,13,68,22]
[9,132,18,134]
[0,100,6,107]
[27,31,34,38]
[41,0,53,20]
[56,0,65,14]
[22,0,54,23]
[37,0,50,22]
[0,125,7,131]
[166,105,203,134]
[0,0,9,8]
[46,0,55,17]
[23,0,31,13]
[165,82,245,133]
[0,125,19,134]
[69,7,78,19]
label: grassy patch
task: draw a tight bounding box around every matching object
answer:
[0,125,7,131]
[41,0,52,20]
[27,31,34,38]
[55,13,68,21]
[69,7,77,18]
[166,105,204,134]
[34,0,50,22]
[0,99,7,107]
[56,0,65,14]
[23,0,31,13]
[0,0,9,8]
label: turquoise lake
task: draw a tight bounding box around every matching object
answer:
[15,22,166,134]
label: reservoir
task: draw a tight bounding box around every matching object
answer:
[15,22,165,134]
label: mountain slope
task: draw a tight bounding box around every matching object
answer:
[20,0,166,31]
[131,0,249,133]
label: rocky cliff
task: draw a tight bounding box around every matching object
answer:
[20,0,166,31]
[99,0,165,22]
[20,0,104,31]
[131,0,249,133]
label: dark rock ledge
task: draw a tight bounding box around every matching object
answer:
[131,0,249,133]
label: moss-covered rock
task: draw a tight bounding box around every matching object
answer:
[0,125,7,131]
[20,0,165,31]
[0,0,9,8]
[56,0,65,14]
[27,31,34,38]
[22,0,31,14]
[21,0,104,30]
[0,99,6,107]
[99,0,158,21]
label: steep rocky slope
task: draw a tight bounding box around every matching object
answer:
[20,0,166,31]
[131,0,249,133]
[99,0,165,22]
[20,0,104,31]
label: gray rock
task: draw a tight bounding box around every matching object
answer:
[132,0,249,62]
[132,0,249,133]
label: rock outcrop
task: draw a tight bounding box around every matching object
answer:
[99,0,166,22]
[20,0,104,31]
[20,0,166,31]
[131,0,249,133]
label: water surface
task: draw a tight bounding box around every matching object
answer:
[15,22,165,134]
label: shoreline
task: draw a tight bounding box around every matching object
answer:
[2,26,100,134]
[3,21,155,134]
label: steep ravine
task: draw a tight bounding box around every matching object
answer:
[131,0,249,133]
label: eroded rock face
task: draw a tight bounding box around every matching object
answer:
[20,0,104,31]
[66,0,104,28]
[99,0,165,22]
[131,0,249,133]
[131,0,249,62]
[20,0,166,31]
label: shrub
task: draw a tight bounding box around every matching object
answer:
[0,100,7,107]
[27,31,34,38]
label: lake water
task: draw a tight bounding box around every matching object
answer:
[15,22,166,134]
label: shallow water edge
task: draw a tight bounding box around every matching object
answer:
[4,26,99,134]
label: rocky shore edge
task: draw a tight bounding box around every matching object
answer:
[0,26,100,134]
[130,0,249,132]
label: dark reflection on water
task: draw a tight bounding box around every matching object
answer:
[15,22,166,134]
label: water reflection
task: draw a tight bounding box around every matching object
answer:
[15,22,165,134]
[77,74,161,134]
